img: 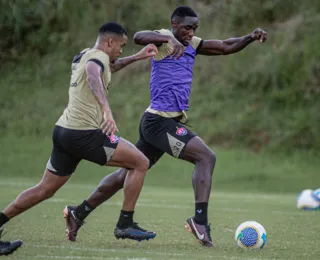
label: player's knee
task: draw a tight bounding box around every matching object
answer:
[136,155,149,173]
[201,149,216,169]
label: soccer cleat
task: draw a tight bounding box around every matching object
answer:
[185,217,213,247]
[63,205,84,242]
[114,222,156,242]
[0,227,23,256]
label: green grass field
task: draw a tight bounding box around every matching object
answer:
[1,177,320,260]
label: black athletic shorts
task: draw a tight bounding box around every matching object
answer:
[136,112,196,168]
[46,125,120,176]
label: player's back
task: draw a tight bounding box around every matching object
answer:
[56,48,111,130]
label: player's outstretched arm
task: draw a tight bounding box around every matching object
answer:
[134,30,171,46]
[134,31,184,59]
[110,44,158,73]
[198,28,267,56]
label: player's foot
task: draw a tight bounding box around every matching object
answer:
[63,205,84,242]
[0,228,23,256]
[114,222,156,242]
[185,217,213,247]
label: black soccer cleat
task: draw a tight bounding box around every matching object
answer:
[0,228,23,256]
[114,222,156,242]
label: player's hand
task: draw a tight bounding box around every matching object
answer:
[102,110,118,136]
[168,36,184,59]
[251,28,267,43]
[135,44,158,60]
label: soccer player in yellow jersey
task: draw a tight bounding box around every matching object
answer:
[0,22,158,252]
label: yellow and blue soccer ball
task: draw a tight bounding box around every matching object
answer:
[296,189,320,210]
[235,221,267,249]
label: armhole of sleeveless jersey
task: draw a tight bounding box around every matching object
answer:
[196,40,204,55]
[87,59,105,72]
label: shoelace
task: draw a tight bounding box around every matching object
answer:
[205,224,212,241]
[132,222,147,232]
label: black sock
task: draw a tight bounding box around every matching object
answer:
[0,212,9,228]
[117,210,134,228]
[194,202,208,225]
[75,200,95,221]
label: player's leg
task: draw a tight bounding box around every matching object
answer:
[62,126,157,241]
[84,139,163,210]
[139,112,215,246]
[64,124,164,241]
[0,169,69,255]
[2,169,70,220]
[100,137,158,241]
[106,138,149,214]
[0,125,80,254]
[0,126,79,221]
[181,137,216,247]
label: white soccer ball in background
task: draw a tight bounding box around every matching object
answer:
[235,221,267,249]
[296,189,320,210]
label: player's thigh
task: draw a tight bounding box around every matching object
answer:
[106,138,149,170]
[135,137,164,169]
[80,130,119,166]
[180,136,216,164]
[47,126,81,176]
[141,113,196,159]
[79,129,148,170]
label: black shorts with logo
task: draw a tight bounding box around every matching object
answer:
[47,125,120,176]
[136,112,196,168]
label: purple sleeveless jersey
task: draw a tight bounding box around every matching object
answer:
[149,44,196,112]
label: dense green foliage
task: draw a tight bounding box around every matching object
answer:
[1,0,319,154]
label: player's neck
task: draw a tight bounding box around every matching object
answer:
[92,42,106,53]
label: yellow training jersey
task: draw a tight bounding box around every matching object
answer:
[56,48,111,130]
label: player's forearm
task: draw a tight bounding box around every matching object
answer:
[222,34,254,54]
[109,55,137,73]
[134,31,170,46]
[87,76,111,112]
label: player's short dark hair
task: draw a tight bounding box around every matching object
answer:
[98,22,127,36]
[171,6,197,20]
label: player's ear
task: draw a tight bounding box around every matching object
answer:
[106,37,113,47]
[171,19,179,29]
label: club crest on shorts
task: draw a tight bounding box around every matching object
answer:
[176,127,187,136]
[108,134,119,144]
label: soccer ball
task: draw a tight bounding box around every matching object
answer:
[311,188,320,203]
[296,189,320,210]
[235,221,267,249]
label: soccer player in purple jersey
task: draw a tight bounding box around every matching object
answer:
[65,6,267,247]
